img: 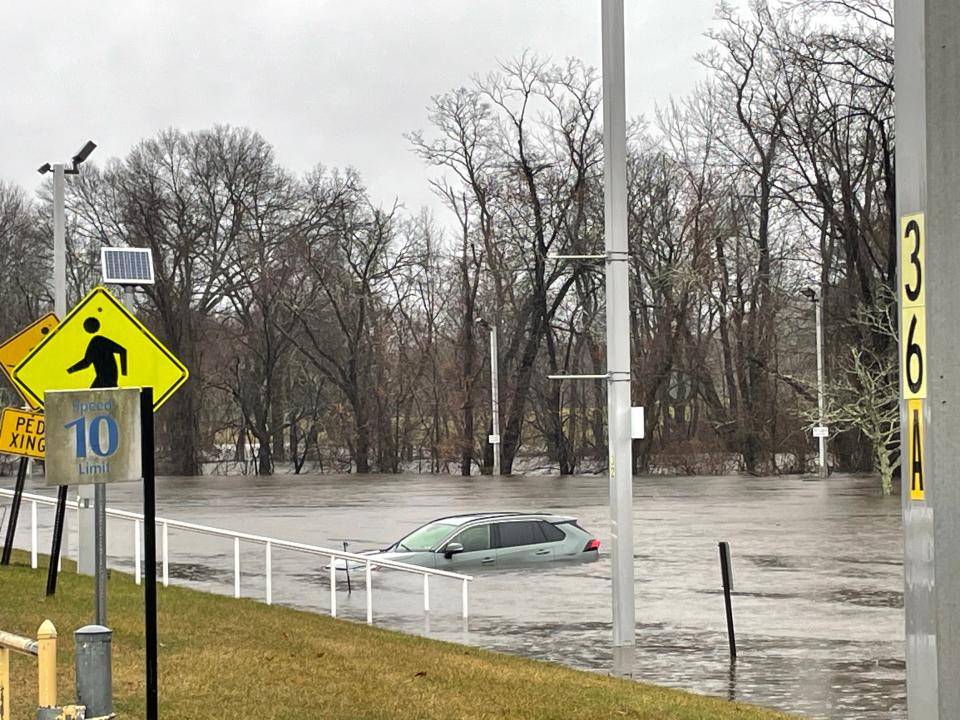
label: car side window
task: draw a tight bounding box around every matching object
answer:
[496,521,546,548]
[451,524,490,552]
[539,521,565,542]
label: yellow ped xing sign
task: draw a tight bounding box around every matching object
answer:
[0,407,46,459]
[0,313,58,408]
[12,287,188,411]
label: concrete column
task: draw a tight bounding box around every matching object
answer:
[895,0,960,716]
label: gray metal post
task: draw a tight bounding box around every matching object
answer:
[814,294,827,479]
[95,482,107,625]
[75,624,113,718]
[896,0,960,717]
[489,325,501,476]
[601,0,636,648]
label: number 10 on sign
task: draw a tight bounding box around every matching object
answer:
[45,388,142,486]
[901,213,927,399]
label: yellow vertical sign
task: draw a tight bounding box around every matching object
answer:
[901,213,927,399]
[907,399,925,501]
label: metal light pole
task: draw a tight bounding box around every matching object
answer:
[804,287,827,479]
[601,0,636,648]
[39,142,99,589]
[477,318,501,476]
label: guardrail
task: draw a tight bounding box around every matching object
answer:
[0,620,57,720]
[0,488,472,623]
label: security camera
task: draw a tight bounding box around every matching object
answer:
[72,140,97,166]
[802,287,818,301]
[37,163,51,175]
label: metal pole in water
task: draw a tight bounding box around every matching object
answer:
[718,541,736,659]
[601,0,636,648]
[490,325,501,476]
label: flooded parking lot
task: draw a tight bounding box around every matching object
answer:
[10,471,905,719]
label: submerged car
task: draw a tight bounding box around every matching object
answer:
[336,512,601,570]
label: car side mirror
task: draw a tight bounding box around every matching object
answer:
[443,542,464,559]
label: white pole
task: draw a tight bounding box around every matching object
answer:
[162,521,169,587]
[602,0,636,648]
[233,537,241,598]
[490,326,501,476]
[134,519,141,585]
[30,500,37,569]
[365,562,373,624]
[423,574,430,613]
[815,295,827,479]
[329,556,337,618]
[265,541,272,605]
[461,579,469,620]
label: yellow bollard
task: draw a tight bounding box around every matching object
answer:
[1,646,9,720]
[36,620,57,708]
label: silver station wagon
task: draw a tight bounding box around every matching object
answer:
[339,512,601,570]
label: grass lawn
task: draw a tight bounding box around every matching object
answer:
[0,551,797,719]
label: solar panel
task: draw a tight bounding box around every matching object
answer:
[100,247,155,285]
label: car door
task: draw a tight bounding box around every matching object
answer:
[493,520,554,566]
[436,523,495,569]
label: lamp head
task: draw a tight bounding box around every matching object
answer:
[37,163,51,175]
[802,287,818,302]
[72,140,97,167]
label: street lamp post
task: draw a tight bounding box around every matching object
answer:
[38,142,99,595]
[803,287,827,479]
[476,318,501,476]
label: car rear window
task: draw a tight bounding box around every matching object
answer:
[539,521,565,542]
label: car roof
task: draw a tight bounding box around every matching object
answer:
[430,511,577,527]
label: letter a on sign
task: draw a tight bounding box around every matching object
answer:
[908,399,925,501]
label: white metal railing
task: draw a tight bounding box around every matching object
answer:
[0,488,472,623]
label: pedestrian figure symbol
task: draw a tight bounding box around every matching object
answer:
[67,317,128,388]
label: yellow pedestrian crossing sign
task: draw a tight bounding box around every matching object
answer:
[12,287,188,411]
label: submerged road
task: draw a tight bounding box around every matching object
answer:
[11,471,904,719]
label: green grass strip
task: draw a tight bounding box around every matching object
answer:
[0,551,796,719]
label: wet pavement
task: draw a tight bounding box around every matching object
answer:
[9,472,905,719]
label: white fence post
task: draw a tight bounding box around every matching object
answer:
[134,519,141,585]
[265,541,272,605]
[329,555,337,618]
[233,537,241,598]
[423,574,430,613]
[162,521,169,587]
[462,579,469,619]
[366,561,373,625]
[30,500,37,569]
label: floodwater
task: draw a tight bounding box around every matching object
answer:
[9,472,905,719]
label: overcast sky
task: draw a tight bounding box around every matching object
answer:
[2,1,720,220]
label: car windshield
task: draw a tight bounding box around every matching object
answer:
[396,522,458,551]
